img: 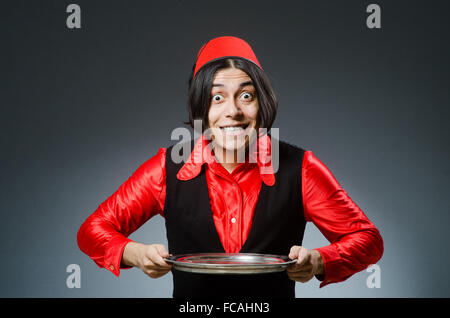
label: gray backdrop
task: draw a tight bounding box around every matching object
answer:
[2,0,449,298]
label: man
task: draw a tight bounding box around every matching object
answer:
[77,36,383,297]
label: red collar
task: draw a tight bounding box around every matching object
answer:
[176,133,275,186]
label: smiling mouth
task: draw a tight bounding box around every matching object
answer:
[219,123,250,133]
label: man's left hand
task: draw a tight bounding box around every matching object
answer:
[287,246,324,283]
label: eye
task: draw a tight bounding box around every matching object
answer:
[211,94,224,103]
[241,92,254,101]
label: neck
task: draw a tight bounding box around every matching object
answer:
[211,144,246,174]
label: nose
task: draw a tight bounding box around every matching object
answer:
[224,99,242,117]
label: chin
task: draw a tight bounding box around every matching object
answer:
[222,140,248,152]
[214,132,256,151]
[212,135,243,150]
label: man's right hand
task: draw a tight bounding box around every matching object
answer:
[122,242,172,279]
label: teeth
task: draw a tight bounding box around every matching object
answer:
[222,126,245,132]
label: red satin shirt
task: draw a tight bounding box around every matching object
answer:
[77,134,383,288]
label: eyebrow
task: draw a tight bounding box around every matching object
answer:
[212,80,254,88]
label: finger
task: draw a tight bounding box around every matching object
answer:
[287,268,313,277]
[286,264,313,273]
[147,246,171,269]
[296,247,311,267]
[152,244,171,266]
[146,265,172,274]
[146,268,171,279]
[289,275,314,283]
[150,267,172,274]
[287,271,314,282]
[151,253,172,268]
[289,246,301,260]
[154,244,170,258]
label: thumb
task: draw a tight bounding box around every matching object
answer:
[154,244,169,258]
[289,245,301,260]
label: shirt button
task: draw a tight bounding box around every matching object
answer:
[109,265,115,271]
[231,217,236,224]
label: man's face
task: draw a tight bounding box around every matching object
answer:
[207,67,259,153]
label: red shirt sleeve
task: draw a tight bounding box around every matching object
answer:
[77,148,167,276]
[302,150,384,287]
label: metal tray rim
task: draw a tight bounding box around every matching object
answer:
[164,253,297,269]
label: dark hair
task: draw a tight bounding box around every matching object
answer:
[186,57,278,132]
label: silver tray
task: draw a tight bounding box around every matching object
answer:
[164,253,296,274]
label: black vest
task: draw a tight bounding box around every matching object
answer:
[164,139,306,298]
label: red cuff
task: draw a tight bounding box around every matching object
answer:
[314,245,343,288]
[103,235,134,277]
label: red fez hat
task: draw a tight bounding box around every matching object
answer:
[193,36,262,78]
